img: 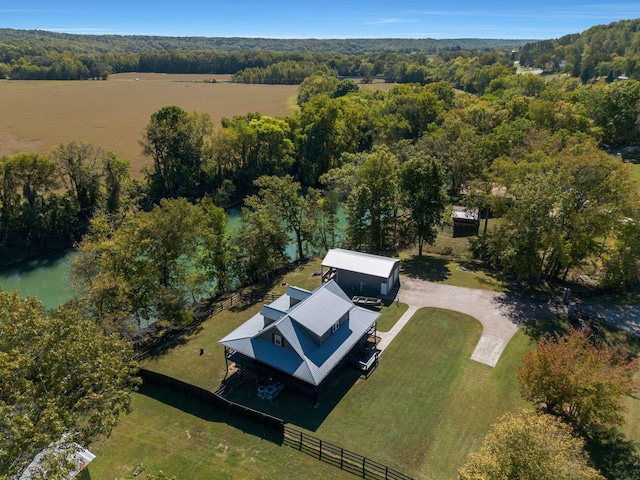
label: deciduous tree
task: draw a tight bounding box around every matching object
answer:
[0,290,138,478]
[50,141,102,222]
[345,149,398,250]
[398,150,447,256]
[251,175,321,260]
[141,106,213,200]
[517,328,638,431]
[458,408,604,480]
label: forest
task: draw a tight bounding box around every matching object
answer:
[1,20,640,83]
[2,19,640,478]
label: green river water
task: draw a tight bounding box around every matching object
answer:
[0,207,344,309]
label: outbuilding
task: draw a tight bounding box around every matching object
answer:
[321,248,400,296]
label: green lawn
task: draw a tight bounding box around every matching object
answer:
[399,254,504,292]
[630,163,640,187]
[87,386,355,480]
[98,300,531,480]
[226,309,530,480]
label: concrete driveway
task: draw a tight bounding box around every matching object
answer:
[378,276,557,368]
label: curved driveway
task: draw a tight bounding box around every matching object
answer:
[377,276,555,368]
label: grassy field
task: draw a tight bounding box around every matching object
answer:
[0,75,299,176]
[0,74,395,177]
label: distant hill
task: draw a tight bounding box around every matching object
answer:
[518,18,640,81]
[0,28,531,55]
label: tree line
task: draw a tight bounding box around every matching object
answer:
[3,20,640,84]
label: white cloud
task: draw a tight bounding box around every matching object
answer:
[363,17,419,25]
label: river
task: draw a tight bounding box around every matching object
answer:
[0,206,345,309]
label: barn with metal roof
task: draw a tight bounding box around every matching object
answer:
[219,280,379,402]
[321,248,400,296]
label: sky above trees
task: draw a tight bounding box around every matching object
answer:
[3,0,639,39]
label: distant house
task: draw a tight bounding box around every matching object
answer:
[321,248,400,296]
[219,280,379,402]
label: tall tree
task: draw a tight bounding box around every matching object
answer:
[459,409,604,480]
[196,197,235,295]
[0,290,138,478]
[398,151,447,256]
[101,151,132,214]
[345,149,398,250]
[251,175,321,260]
[50,141,102,222]
[517,328,638,432]
[233,199,289,284]
[296,94,364,184]
[140,106,213,200]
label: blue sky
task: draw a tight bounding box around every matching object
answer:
[2,1,639,39]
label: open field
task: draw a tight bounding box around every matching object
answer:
[0,74,395,177]
[0,75,298,176]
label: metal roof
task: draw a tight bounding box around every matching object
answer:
[219,280,379,386]
[321,248,399,279]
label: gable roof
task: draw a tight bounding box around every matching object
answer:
[219,280,379,386]
[322,248,399,279]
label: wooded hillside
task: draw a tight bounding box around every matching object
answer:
[518,19,640,81]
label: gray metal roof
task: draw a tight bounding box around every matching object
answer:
[219,280,379,386]
[322,248,399,279]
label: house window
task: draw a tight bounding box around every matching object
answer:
[273,334,283,347]
[331,321,340,333]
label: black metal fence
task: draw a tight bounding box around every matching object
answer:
[283,426,414,480]
[138,368,284,431]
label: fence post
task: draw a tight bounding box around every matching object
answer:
[362,457,366,478]
[385,465,388,479]
[299,430,303,451]
[319,440,322,460]
[340,448,344,470]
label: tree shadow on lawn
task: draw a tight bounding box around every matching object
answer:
[400,255,450,282]
[226,368,363,432]
[138,382,283,444]
[584,426,640,479]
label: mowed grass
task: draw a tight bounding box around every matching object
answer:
[631,163,640,188]
[105,290,530,479]
[88,385,355,480]
[227,309,530,480]
[0,75,299,176]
